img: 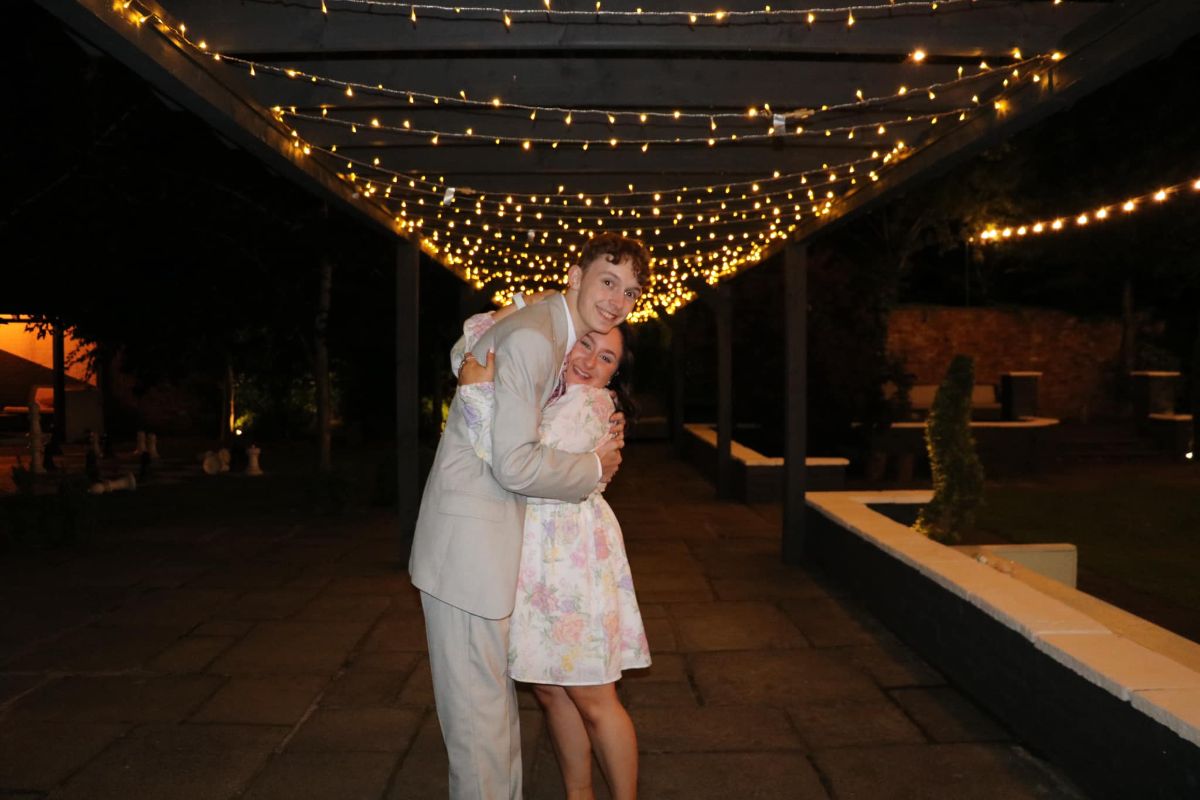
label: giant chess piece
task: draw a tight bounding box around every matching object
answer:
[89,472,137,495]
[133,430,147,456]
[86,431,102,481]
[201,450,222,475]
[147,433,161,461]
[28,405,46,475]
[217,448,231,473]
[43,441,59,472]
[246,445,264,476]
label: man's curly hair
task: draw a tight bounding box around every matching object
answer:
[576,233,651,289]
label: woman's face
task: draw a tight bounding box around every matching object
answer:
[564,328,623,388]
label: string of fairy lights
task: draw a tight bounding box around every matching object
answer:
[319,0,1068,27]
[107,0,1075,317]
[225,49,1042,132]
[974,176,1200,245]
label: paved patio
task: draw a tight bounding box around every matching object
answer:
[0,443,1085,799]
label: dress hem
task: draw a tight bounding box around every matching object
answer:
[509,660,653,687]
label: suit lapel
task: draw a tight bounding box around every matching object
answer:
[548,294,570,363]
[542,298,570,407]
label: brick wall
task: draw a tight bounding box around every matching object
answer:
[887,306,1123,420]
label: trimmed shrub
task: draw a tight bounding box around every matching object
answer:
[915,354,985,543]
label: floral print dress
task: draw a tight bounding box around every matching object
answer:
[453,313,651,685]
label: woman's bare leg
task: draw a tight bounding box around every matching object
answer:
[532,684,595,799]
[565,684,638,800]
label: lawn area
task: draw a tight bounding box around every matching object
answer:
[977,463,1200,627]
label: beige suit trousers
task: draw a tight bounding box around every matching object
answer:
[421,591,522,800]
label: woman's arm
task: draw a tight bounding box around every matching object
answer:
[448,291,557,375]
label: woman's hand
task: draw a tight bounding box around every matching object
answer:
[523,291,554,306]
[459,350,495,385]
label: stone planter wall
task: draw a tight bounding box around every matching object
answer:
[805,491,1200,800]
[681,423,847,502]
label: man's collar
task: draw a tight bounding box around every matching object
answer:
[560,293,577,352]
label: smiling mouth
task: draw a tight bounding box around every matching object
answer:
[597,307,619,323]
[571,363,592,381]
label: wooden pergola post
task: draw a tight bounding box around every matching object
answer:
[715,282,734,500]
[396,239,421,555]
[671,307,687,456]
[52,320,66,446]
[782,242,808,564]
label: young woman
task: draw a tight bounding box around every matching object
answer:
[451,294,649,800]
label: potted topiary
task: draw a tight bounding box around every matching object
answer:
[915,354,984,543]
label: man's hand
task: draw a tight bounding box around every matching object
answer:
[608,409,627,442]
[596,437,623,483]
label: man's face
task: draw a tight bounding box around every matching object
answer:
[569,256,643,334]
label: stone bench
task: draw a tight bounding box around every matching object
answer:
[906,383,1003,421]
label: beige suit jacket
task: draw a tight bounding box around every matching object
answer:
[408,297,601,619]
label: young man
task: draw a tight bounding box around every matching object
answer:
[409,233,651,800]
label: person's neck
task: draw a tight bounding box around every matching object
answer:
[564,288,592,336]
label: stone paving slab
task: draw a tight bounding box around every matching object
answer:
[320,660,418,709]
[632,705,805,752]
[95,588,236,631]
[6,675,222,724]
[241,752,400,800]
[208,620,372,674]
[191,674,328,725]
[669,600,807,651]
[889,686,1011,743]
[787,695,927,749]
[640,615,678,653]
[690,649,881,706]
[619,652,687,683]
[396,658,435,707]
[50,723,286,800]
[812,743,1084,799]
[0,673,43,706]
[625,569,714,603]
[360,612,429,653]
[211,588,323,621]
[637,752,830,800]
[5,625,185,672]
[779,595,887,647]
[618,679,699,709]
[0,721,128,791]
[831,642,947,689]
[149,635,237,673]
[294,593,393,623]
[286,707,424,753]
